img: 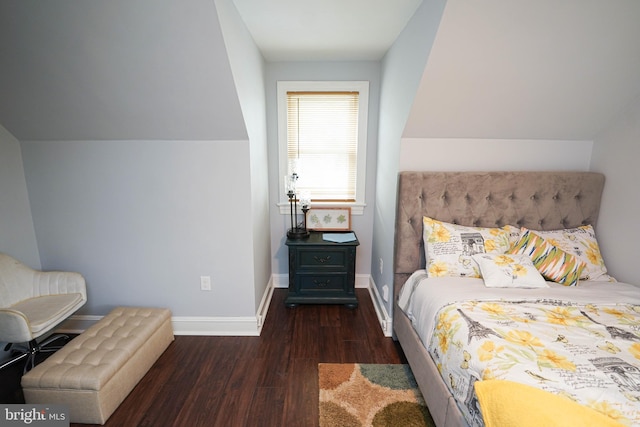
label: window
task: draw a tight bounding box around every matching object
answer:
[278,81,368,214]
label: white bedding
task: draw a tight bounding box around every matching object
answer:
[398,271,640,426]
[398,270,640,348]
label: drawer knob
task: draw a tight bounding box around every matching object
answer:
[313,279,331,287]
[313,255,331,264]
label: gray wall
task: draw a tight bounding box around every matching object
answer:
[21,140,257,317]
[4,0,637,333]
[266,61,381,279]
[590,95,640,285]
[0,0,247,141]
[11,0,273,324]
[372,0,447,315]
[0,125,40,268]
[215,0,271,312]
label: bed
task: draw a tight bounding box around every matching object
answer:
[392,171,640,427]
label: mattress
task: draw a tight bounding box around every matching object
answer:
[398,271,640,426]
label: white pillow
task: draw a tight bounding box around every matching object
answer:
[472,253,549,288]
[423,216,511,278]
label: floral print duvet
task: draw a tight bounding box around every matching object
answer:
[433,299,640,426]
[398,272,640,426]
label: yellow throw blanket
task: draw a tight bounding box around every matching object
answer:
[475,380,626,427]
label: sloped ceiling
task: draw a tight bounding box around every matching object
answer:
[1,0,639,141]
[0,0,247,141]
[404,0,640,140]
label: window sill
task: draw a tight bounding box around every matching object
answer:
[278,202,365,216]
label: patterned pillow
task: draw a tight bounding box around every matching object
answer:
[472,253,549,288]
[503,224,522,247]
[508,229,586,286]
[530,225,614,282]
[422,216,511,278]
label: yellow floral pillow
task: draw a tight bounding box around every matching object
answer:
[422,216,511,278]
[508,228,586,286]
[503,224,522,247]
[530,225,614,282]
[472,253,548,288]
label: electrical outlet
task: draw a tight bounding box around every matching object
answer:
[200,276,212,291]
[379,258,384,275]
[382,285,389,302]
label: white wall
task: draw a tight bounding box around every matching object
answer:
[590,95,640,285]
[21,140,257,318]
[0,124,40,268]
[400,139,592,171]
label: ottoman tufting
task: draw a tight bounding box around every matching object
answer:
[21,306,174,425]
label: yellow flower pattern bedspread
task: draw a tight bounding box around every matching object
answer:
[430,299,640,426]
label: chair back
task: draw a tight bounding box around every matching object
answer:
[0,253,37,308]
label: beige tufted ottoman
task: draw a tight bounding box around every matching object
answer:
[22,307,174,425]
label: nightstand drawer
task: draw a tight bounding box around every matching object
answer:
[297,248,347,270]
[285,231,359,307]
[297,273,347,293]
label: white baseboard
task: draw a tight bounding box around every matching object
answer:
[366,277,393,337]
[56,315,102,334]
[55,274,393,337]
[57,314,265,336]
[255,276,275,333]
[57,278,278,337]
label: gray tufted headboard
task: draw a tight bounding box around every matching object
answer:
[393,171,605,298]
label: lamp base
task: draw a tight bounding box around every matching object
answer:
[287,228,310,239]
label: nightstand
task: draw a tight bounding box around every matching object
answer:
[285,231,359,308]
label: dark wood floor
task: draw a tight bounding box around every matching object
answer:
[1,288,406,426]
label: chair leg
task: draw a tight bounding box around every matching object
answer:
[37,334,69,351]
[0,350,29,371]
[24,340,38,373]
[23,335,70,373]
[0,335,71,373]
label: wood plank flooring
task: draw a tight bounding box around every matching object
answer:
[2,288,406,426]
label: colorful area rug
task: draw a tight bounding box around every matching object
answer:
[319,363,435,427]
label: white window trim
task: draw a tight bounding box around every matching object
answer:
[277,80,369,216]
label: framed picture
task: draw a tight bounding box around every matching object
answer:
[306,207,351,231]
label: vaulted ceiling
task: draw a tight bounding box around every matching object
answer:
[404,0,640,140]
[1,0,639,141]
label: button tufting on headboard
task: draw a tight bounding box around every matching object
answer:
[394,172,605,285]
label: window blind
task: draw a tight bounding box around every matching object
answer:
[286,91,359,202]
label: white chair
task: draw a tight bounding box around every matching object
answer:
[0,253,86,372]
